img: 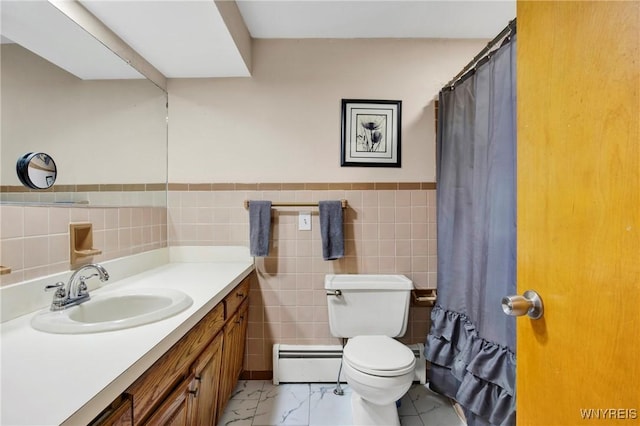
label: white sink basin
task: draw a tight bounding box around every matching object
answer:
[31,288,193,334]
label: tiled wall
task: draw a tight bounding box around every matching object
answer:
[1,183,437,374]
[167,183,437,374]
[0,204,167,286]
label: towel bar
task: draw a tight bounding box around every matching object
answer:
[244,200,348,209]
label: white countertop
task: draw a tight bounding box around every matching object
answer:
[0,247,254,426]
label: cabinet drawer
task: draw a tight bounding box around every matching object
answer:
[127,302,225,425]
[223,276,250,319]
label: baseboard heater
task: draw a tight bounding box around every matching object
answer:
[272,343,426,385]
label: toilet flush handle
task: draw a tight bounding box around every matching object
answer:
[326,289,342,297]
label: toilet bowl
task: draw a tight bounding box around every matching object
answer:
[342,335,416,425]
[325,274,415,426]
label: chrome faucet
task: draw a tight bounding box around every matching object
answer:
[45,264,110,311]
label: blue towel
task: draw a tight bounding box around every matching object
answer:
[249,200,272,257]
[318,200,344,260]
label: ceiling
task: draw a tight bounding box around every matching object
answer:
[0,0,516,80]
[238,1,515,39]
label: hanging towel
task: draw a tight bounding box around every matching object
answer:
[318,200,344,260]
[249,200,272,257]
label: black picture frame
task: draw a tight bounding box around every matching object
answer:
[340,99,402,167]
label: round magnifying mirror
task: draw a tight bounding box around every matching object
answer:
[16,152,57,190]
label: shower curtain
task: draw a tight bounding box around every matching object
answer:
[424,35,516,426]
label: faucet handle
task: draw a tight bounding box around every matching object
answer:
[77,280,89,296]
[45,282,66,298]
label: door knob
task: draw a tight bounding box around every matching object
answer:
[501,290,544,319]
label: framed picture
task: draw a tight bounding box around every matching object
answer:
[340,99,402,167]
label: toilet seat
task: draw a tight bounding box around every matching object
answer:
[344,335,416,377]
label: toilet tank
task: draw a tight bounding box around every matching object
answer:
[325,274,413,338]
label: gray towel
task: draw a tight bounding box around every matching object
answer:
[318,200,344,260]
[249,200,272,257]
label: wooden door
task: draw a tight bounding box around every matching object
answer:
[517,1,640,424]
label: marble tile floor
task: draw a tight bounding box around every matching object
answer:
[217,380,466,426]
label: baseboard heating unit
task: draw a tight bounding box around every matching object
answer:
[272,343,426,385]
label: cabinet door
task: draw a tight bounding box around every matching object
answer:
[127,303,225,424]
[217,298,249,416]
[143,376,195,426]
[190,332,224,426]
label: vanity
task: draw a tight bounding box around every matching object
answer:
[0,246,255,426]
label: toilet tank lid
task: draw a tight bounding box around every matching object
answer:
[324,274,413,290]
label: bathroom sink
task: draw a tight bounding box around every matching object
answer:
[31,288,193,334]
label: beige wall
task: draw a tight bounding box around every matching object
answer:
[1,44,167,186]
[168,38,484,183]
[167,38,484,374]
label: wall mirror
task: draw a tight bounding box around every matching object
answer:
[0,1,167,207]
[16,152,58,190]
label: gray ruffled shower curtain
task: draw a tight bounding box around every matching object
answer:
[424,35,516,426]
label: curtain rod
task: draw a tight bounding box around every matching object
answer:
[443,18,517,90]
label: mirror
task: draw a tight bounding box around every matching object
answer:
[16,152,58,190]
[0,2,167,207]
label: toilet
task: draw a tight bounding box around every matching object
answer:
[325,274,416,426]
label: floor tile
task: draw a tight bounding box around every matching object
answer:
[217,381,465,426]
[309,384,352,426]
[399,415,425,426]
[409,384,465,426]
[218,399,260,426]
[252,383,311,426]
[230,380,267,400]
[398,392,419,416]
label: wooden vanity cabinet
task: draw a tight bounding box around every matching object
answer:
[94,273,253,426]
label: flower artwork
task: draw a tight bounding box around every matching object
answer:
[357,115,387,152]
[341,99,401,167]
